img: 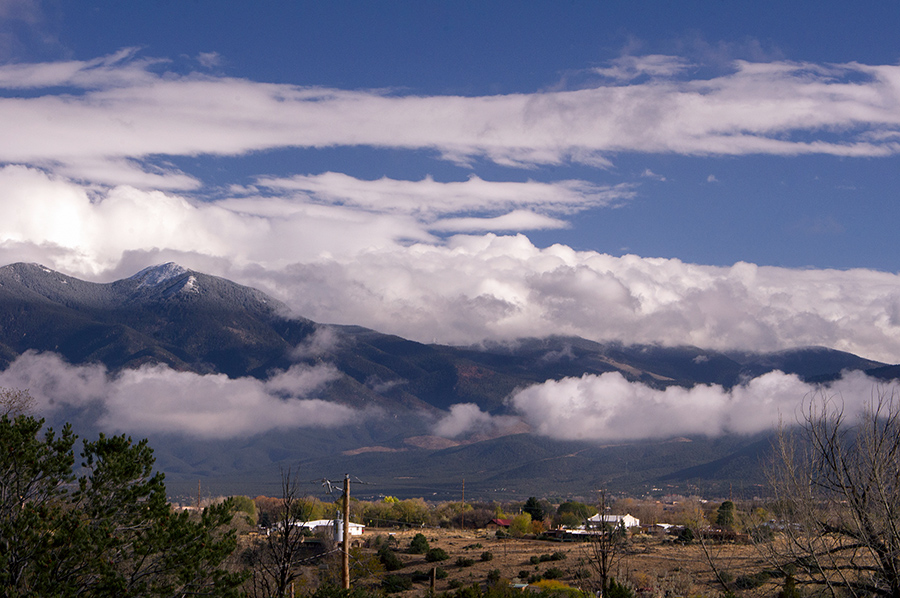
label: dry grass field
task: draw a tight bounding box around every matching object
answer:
[300,527,779,597]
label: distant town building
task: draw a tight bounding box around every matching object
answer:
[587,513,640,529]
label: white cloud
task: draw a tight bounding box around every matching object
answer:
[507,369,896,441]
[594,55,692,81]
[0,352,356,438]
[641,169,666,181]
[2,168,900,363]
[0,53,899,185]
[428,210,568,233]
[291,326,342,359]
[196,52,222,69]
[431,403,522,438]
[255,173,629,218]
[230,238,900,363]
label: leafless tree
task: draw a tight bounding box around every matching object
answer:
[0,388,34,418]
[766,385,900,598]
[585,491,628,597]
[244,467,313,598]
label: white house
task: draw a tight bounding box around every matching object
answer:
[587,513,640,529]
[302,519,366,538]
[269,519,365,540]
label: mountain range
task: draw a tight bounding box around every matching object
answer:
[0,262,893,502]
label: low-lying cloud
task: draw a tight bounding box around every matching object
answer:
[0,352,355,438]
[433,370,897,442]
[431,403,522,439]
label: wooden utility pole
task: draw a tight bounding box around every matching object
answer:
[341,473,350,590]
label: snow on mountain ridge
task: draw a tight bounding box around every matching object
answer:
[130,263,189,288]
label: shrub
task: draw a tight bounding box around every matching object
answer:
[550,551,567,561]
[435,567,448,579]
[448,579,463,589]
[455,557,475,567]
[531,579,582,596]
[425,547,449,562]
[409,532,430,554]
[381,574,412,593]
[487,569,502,584]
[607,579,635,598]
[529,556,541,565]
[543,567,564,579]
[378,546,404,571]
[480,551,494,562]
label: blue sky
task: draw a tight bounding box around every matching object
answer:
[2,0,900,364]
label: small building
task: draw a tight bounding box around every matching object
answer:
[587,513,640,530]
[269,518,365,540]
[303,519,366,537]
[486,518,512,530]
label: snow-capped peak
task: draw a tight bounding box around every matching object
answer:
[130,263,189,287]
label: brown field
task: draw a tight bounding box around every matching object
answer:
[290,527,779,596]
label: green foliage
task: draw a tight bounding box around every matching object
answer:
[308,584,381,598]
[291,495,326,522]
[480,551,494,561]
[487,569,502,584]
[230,494,257,525]
[426,547,450,562]
[456,556,476,567]
[378,545,404,571]
[381,574,413,593]
[451,583,485,598]
[543,567,564,579]
[549,551,567,561]
[555,500,596,527]
[0,415,244,598]
[607,578,635,598]
[435,567,448,579]
[409,532,430,554]
[509,512,532,537]
[530,579,582,597]
[0,415,76,595]
[716,500,736,529]
[555,512,584,528]
[523,496,545,522]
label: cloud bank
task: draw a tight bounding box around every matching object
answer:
[2,165,900,362]
[0,352,355,438]
[0,52,899,186]
[432,370,897,442]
